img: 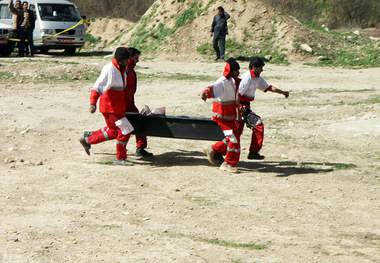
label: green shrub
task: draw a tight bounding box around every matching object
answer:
[86,33,101,44]
[197,43,213,55]
[175,8,196,29]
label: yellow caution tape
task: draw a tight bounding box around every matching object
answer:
[7,18,89,42]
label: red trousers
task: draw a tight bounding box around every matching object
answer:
[95,105,148,149]
[212,119,240,167]
[126,104,147,148]
[237,121,264,153]
[87,113,131,160]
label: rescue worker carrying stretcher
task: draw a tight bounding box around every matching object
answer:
[125,47,153,157]
[238,57,289,159]
[201,58,241,173]
[79,47,134,166]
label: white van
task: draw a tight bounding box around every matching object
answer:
[0,21,14,56]
[0,0,86,54]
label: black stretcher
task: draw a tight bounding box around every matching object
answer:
[125,113,224,141]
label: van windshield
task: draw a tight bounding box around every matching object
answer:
[38,4,81,22]
[0,4,13,19]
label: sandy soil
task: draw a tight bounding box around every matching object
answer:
[86,18,134,49]
[0,53,379,262]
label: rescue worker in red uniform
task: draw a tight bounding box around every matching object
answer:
[79,47,134,166]
[125,47,153,157]
[238,57,289,159]
[201,58,241,173]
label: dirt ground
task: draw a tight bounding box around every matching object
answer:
[0,53,379,262]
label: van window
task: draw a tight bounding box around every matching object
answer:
[0,4,12,19]
[37,4,81,22]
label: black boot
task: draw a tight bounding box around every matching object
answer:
[135,147,153,157]
[84,131,92,137]
[79,137,91,155]
[214,153,225,163]
[248,152,265,160]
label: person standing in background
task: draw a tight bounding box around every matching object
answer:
[210,6,230,62]
[8,0,22,37]
[8,0,22,53]
[17,1,35,57]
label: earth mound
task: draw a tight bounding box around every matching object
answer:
[86,0,380,65]
[108,0,325,62]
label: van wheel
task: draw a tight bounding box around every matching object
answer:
[65,47,76,55]
[0,46,14,57]
[40,48,49,54]
[1,42,15,57]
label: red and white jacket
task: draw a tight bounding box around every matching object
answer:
[203,65,239,121]
[90,58,128,115]
[238,69,271,105]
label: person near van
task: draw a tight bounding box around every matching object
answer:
[17,1,35,57]
[125,47,153,157]
[210,6,230,62]
[79,47,134,166]
[8,0,22,38]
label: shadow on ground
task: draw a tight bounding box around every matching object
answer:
[35,50,113,57]
[72,51,113,57]
[95,149,346,177]
[238,161,334,177]
[6,50,113,58]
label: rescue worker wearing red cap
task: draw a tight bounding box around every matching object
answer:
[79,47,134,166]
[201,57,241,173]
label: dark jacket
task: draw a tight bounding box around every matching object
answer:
[17,9,35,30]
[211,12,230,37]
